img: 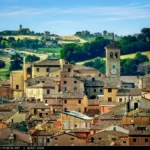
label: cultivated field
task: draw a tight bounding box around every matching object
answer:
[2,35,41,40]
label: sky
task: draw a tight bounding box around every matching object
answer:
[0,0,150,36]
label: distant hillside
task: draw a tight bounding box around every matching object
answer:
[2,35,41,40]
[76,51,150,65]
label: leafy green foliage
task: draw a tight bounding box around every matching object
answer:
[9,53,23,71]
[0,60,6,69]
[84,58,106,73]
[60,37,110,62]
[83,52,149,75]
[25,54,40,63]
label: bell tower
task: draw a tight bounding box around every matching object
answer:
[105,33,120,78]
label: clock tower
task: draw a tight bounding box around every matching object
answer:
[105,34,120,78]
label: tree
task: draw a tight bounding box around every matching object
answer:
[9,53,23,71]
[134,52,149,65]
[25,54,40,63]
[30,43,38,50]
[0,60,5,69]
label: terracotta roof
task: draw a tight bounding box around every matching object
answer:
[0,111,17,121]
[71,128,90,133]
[44,92,86,99]
[120,76,139,86]
[117,88,142,96]
[27,83,55,88]
[33,59,60,66]
[31,130,57,136]
[86,109,100,117]
[103,78,121,88]
[31,103,51,109]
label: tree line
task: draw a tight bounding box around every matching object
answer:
[60,28,150,63]
[0,37,45,49]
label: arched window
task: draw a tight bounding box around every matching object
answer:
[27,67,31,74]
[110,52,113,58]
[115,52,118,58]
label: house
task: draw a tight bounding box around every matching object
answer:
[87,130,128,146]
[116,88,142,103]
[0,127,31,146]
[10,71,24,98]
[128,125,150,146]
[84,77,104,99]
[120,76,139,88]
[50,133,87,146]
[43,93,88,113]
[73,65,102,78]
[31,130,57,146]
[139,74,150,91]
[26,78,59,102]
[122,109,150,125]
[61,110,93,130]
[29,103,53,120]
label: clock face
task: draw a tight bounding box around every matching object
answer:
[111,68,116,75]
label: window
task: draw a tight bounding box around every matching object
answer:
[55,138,58,140]
[92,78,95,82]
[47,138,50,143]
[46,68,49,72]
[113,127,116,131]
[100,89,103,93]
[108,97,112,102]
[47,89,50,94]
[108,88,112,93]
[68,68,71,72]
[78,100,81,104]
[45,100,47,104]
[64,108,67,112]
[64,100,67,104]
[94,89,96,93]
[58,100,62,104]
[145,138,148,142]
[36,68,39,72]
[64,81,67,84]
[11,119,13,124]
[123,141,126,143]
[74,81,77,84]
[119,98,122,102]
[78,108,81,112]
[16,85,19,89]
[42,81,45,83]
[46,113,48,115]
[74,87,77,92]
[71,138,74,140]
[112,138,116,141]
[110,52,113,58]
[133,138,136,142]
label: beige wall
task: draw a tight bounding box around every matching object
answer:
[104,88,118,102]
[50,134,86,146]
[10,71,24,91]
[32,66,60,78]
[62,113,93,130]
[26,88,43,101]
[6,112,26,124]
[13,91,23,98]
[116,95,141,103]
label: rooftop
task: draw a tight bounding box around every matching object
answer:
[63,110,93,120]
[32,59,61,66]
[116,88,142,96]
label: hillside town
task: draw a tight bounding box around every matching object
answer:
[0,39,150,146]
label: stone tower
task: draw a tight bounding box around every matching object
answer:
[105,34,120,78]
[20,24,22,30]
